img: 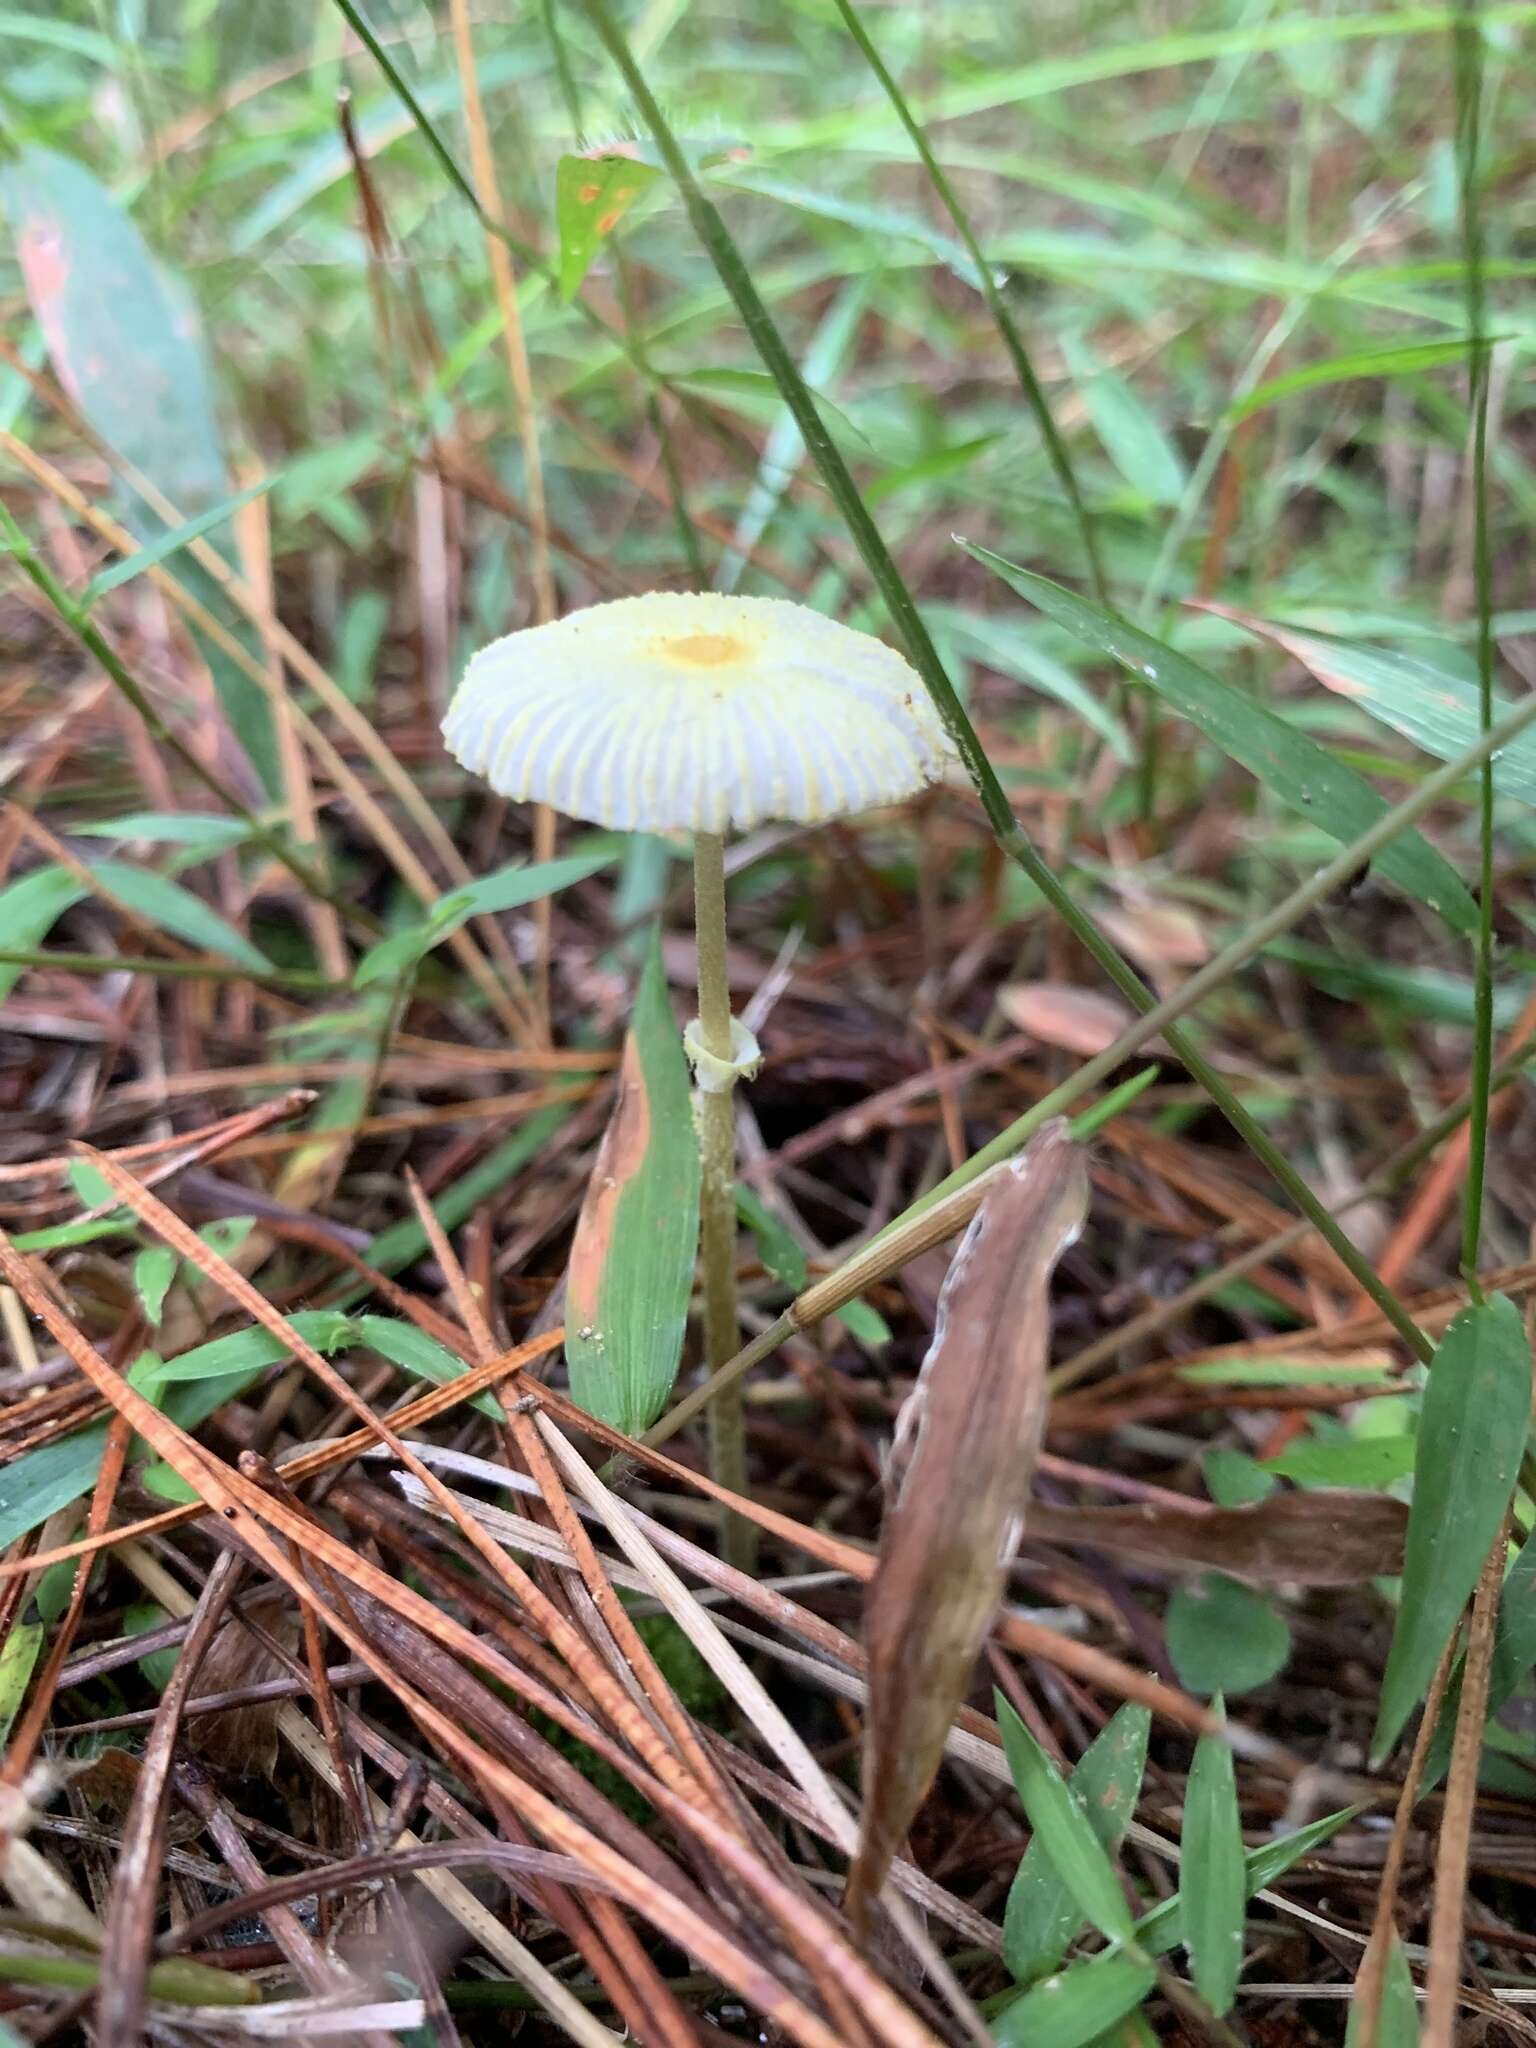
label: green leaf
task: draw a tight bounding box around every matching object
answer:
[0,1621,42,1748]
[141,1461,202,1505]
[86,860,273,970]
[1345,1931,1420,2048]
[1004,1703,1150,1984]
[1489,1535,1536,1715]
[991,1805,1358,2035]
[566,929,701,1435]
[993,1951,1156,2048]
[1224,618,1536,809]
[1201,1447,1277,1507]
[996,1692,1138,1948]
[1264,1434,1417,1490]
[152,1309,360,1384]
[0,1355,269,1551]
[0,866,87,1000]
[0,145,280,793]
[132,1247,177,1328]
[1373,1296,1533,1762]
[1138,1804,1358,1958]
[67,1160,117,1211]
[735,1184,808,1291]
[836,1296,892,1351]
[1183,1707,1246,2015]
[353,1315,503,1422]
[1230,338,1488,424]
[80,477,277,606]
[1166,1575,1291,1696]
[74,813,254,851]
[556,151,661,298]
[958,544,1479,934]
[123,1602,180,1691]
[353,848,618,987]
[1063,333,1185,506]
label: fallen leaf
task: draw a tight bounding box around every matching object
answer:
[846,1120,1088,1928]
[997,982,1156,1057]
[1027,1489,1407,1587]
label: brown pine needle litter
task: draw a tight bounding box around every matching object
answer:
[2,6,1535,2040]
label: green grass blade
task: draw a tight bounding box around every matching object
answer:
[1372,1295,1532,1762]
[1454,0,1496,1273]
[353,849,618,986]
[1226,338,1488,422]
[993,1951,1156,2048]
[85,858,274,971]
[0,867,89,1001]
[566,929,700,1434]
[1004,1702,1150,1985]
[1217,619,1536,807]
[1183,1705,1247,2016]
[1346,1933,1420,2047]
[80,477,277,606]
[824,0,1108,600]
[996,1693,1139,1950]
[961,544,1478,934]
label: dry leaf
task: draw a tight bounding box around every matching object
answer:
[846,1120,1088,1929]
[1098,901,1210,971]
[1027,1490,1407,1587]
[997,982,1162,1058]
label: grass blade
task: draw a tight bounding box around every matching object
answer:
[566,928,700,1434]
[996,1693,1138,1950]
[993,1950,1156,2048]
[1004,1702,1150,1984]
[962,543,1478,934]
[1372,1295,1532,1762]
[1183,1704,1246,2015]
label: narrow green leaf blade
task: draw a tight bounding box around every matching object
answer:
[1005,1702,1150,1983]
[1345,1932,1420,2048]
[87,859,272,971]
[0,1621,43,1748]
[81,478,275,605]
[132,1247,177,1328]
[353,849,618,987]
[0,866,87,1000]
[1223,616,1536,809]
[996,1692,1137,1948]
[353,1314,503,1421]
[1373,1295,1532,1761]
[993,1951,1156,2048]
[959,543,1479,934]
[1135,1804,1358,1961]
[1183,1708,1246,2015]
[1230,339,1485,424]
[1064,334,1185,506]
[566,929,701,1434]
[74,814,255,851]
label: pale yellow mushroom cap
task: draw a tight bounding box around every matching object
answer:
[441,591,956,833]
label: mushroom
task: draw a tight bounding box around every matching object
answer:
[442,591,955,1553]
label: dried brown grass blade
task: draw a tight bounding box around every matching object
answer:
[845,1118,1088,1928]
[1423,1529,1506,2045]
[1027,1489,1408,1587]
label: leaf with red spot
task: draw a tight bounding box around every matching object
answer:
[556,152,661,299]
[0,145,278,795]
[566,926,700,1435]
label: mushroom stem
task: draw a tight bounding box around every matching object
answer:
[692,829,755,1570]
